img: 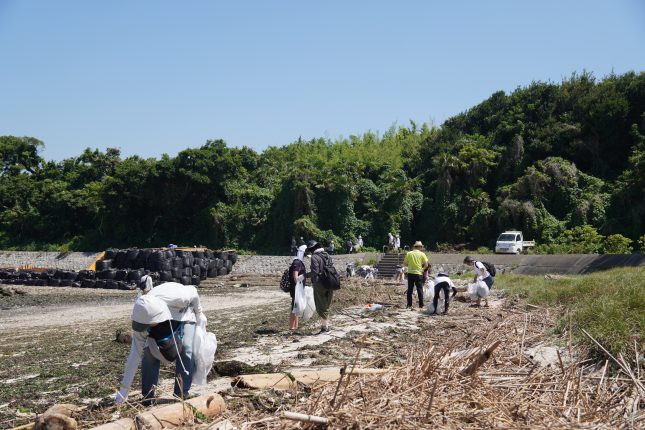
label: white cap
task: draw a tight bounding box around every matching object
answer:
[131,295,171,332]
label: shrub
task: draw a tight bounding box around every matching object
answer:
[554,225,604,254]
[638,235,645,253]
[602,234,633,254]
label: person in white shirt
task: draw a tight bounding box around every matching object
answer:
[431,272,456,315]
[115,276,206,405]
[464,256,493,307]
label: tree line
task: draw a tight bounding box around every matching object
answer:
[1,71,644,254]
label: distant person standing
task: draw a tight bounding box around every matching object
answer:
[287,245,307,329]
[394,234,401,252]
[328,240,334,255]
[388,233,394,251]
[346,239,353,254]
[356,235,364,251]
[290,236,297,256]
[307,240,335,334]
[403,241,429,309]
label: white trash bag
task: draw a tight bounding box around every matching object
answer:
[192,318,218,386]
[423,280,434,302]
[468,280,489,301]
[302,285,316,322]
[427,287,446,314]
[292,278,307,317]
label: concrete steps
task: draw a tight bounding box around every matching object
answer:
[375,252,405,278]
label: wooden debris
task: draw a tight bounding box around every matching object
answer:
[134,394,225,430]
[282,411,329,426]
[233,368,390,390]
[90,418,134,430]
[225,303,642,429]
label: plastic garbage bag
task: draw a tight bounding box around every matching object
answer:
[192,318,218,386]
[427,287,446,314]
[292,278,306,317]
[301,285,316,322]
[468,280,489,301]
[364,303,383,312]
[423,280,435,302]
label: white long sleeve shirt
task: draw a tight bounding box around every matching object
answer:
[120,283,202,391]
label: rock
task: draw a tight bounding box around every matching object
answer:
[213,360,273,377]
[35,404,81,430]
[255,327,279,335]
[115,329,132,344]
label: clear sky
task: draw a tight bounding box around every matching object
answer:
[1,0,644,161]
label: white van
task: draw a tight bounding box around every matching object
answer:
[495,231,535,254]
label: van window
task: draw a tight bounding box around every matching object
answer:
[516,234,521,241]
[498,234,515,241]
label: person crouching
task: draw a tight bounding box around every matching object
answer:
[115,276,206,405]
[430,272,456,315]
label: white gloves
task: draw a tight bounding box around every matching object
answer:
[114,387,129,405]
[196,312,207,327]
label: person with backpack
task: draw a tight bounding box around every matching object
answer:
[306,240,338,334]
[287,245,307,330]
[463,256,495,307]
[114,276,206,405]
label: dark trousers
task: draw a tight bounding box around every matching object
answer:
[407,274,424,308]
[432,281,450,314]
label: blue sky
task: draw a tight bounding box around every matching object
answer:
[1,0,644,161]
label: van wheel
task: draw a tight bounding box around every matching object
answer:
[515,250,521,255]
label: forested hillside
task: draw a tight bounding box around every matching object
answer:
[1,72,644,254]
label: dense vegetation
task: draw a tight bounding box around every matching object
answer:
[1,71,644,254]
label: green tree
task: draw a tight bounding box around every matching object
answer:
[603,234,633,254]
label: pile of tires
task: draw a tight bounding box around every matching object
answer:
[0,248,237,290]
[0,268,137,290]
[97,248,237,287]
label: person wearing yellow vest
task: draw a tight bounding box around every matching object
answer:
[403,241,429,309]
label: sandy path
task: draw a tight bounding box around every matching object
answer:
[0,289,282,330]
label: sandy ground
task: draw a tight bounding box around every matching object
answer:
[0,288,283,331]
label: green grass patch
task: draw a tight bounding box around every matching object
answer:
[498,267,645,361]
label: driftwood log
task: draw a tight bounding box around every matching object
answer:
[134,394,225,430]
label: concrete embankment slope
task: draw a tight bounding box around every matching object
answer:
[0,251,643,275]
[421,253,645,275]
[233,253,645,276]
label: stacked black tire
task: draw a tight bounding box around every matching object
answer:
[97,248,237,287]
[0,248,237,289]
[0,268,137,290]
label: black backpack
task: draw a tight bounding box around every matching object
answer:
[480,261,496,277]
[315,253,341,290]
[279,269,290,293]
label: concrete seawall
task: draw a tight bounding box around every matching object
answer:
[0,251,101,271]
[1,251,642,276]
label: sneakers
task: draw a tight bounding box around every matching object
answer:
[316,326,330,335]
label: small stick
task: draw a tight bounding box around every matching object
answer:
[596,360,609,398]
[330,364,347,407]
[282,411,329,425]
[519,313,528,366]
[556,349,565,375]
[426,375,438,418]
[461,341,502,376]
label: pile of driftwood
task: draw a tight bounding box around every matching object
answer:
[225,307,643,428]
